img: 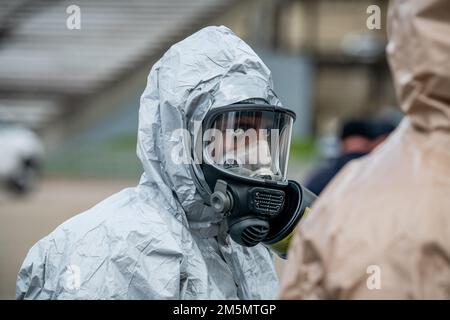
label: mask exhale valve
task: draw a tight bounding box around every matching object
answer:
[207,169,316,257]
[210,180,233,214]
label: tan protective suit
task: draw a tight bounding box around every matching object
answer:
[280,0,450,299]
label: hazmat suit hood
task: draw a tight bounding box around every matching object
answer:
[387,0,450,131]
[280,0,450,299]
[16,26,280,300]
[137,25,281,236]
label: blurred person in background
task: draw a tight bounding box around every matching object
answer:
[281,0,450,299]
[305,118,395,195]
[15,26,282,299]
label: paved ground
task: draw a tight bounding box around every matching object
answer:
[0,177,136,299]
[0,176,288,299]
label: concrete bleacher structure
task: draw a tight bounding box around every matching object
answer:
[0,0,235,134]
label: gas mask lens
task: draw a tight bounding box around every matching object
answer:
[203,109,294,181]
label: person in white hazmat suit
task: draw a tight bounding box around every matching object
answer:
[15,26,292,300]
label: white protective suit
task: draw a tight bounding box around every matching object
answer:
[16,26,281,299]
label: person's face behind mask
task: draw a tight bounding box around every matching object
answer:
[204,110,292,182]
[220,131,275,179]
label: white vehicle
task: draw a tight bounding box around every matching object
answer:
[0,123,44,194]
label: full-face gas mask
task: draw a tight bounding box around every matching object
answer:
[196,103,317,259]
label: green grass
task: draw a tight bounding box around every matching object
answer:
[289,137,318,161]
[45,134,318,179]
[45,134,142,179]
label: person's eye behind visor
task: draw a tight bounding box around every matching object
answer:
[203,110,294,181]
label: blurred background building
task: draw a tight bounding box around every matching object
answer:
[0,0,400,179]
[0,0,402,299]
